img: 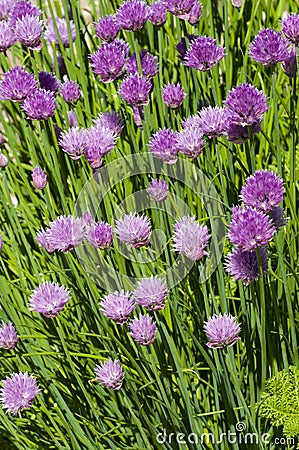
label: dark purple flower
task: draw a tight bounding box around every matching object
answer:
[162,82,186,109]
[165,0,194,18]
[0,66,37,102]
[130,314,157,345]
[176,126,205,159]
[115,212,151,248]
[116,0,149,31]
[44,17,76,47]
[204,313,241,349]
[249,29,289,66]
[197,106,226,138]
[113,38,130,56]
[149,128,179,164]
[126,50,159,78]
[67,110,77,127]
[281,13,299,45]
[187,1,202,24]
[225,247,268,285]
[0,322,18,350]
[173,215,210,260]
[240,170,284,213]
[119,74,152,107]
[9,1,41,28]
[0,154,8,168]
[93,111,124,137]
[59,127,87,160]
[0,0,15,20]
[269,206,286,229]
[94,14,120,41]
[147,178,168,202]
[87,222,113,249]
[38,71,60,94]
[148,1,167,26]
[84,126,116,169]
[0,21,16,52]
[228,206,276,251]
[176,34,197,59]
[61,80,81,104]
[224,83,268,127]
[15,15,43,49]
[95,359,124,390]
[52,53,67,78]
[0,372,40,415]
[90,41,127,83]
[22,88,57,120]
[282,46,297,78]
[100,290,135,324]
[32,166,47,190]
[184,36,226,71]
[29,282,70,317]
[133,276,168,311]
[225,121,261,144]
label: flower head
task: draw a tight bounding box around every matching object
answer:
[147,178,168,202]
[126,50,159,78]
[67,111,78,127]
[95,359,124,390]
[187,1,202,24]
[133,276,168,311]
[0,322,18,350]
[176,126,205,159]
[116,0,149,31]
[100,290,135,324]
[9,1,41,28]
[197,106,226,138]
[165,0,194,18]
[61,80,81,104]
[130,314,157,345]
[0,66,37,102]
[162,83,186,109]
[29,282,70,317]
[22,88,57,120]
[87,222,113,249]
[176,34,197,59]
[184,36,226,71]
[0,21,16,52]
[0,0,15,20]
[148,1,167,26]
[281,13,299,45]
[225,121,261,144]
[59,127,87,160]
[90,41,127,83]
[15,15,43,49]
[249,29,289,66]
[0,154,8,168]
[44,17,76,47]
[84,126,116,169]
[148,128,179,164]
[269,206,287,229]
[115,212,151,248]
[0,372,40,415]
[38,71,60,93]
[119,74,152,107]
[32,166,47,190]
[173,215,210,260]
[204,313,241,349]
[225,247,268,285]
[93,111,124,137]
[282,46,297,78]
[94,14,120,41]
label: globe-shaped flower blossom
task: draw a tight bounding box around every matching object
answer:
[94,14,120,41]
[61,80,81,104]
[188,1,202,24]
[0,21,16,52]
[29,282,70,318]
[269,206,287,229]
[15,15,43,49]
[32,166,47,190]
[100,290,135,324]
[0,322,18,350]
[129,314,157,345]
[147,178,168,202]
[133,276,168,311]
[225,247,268,285]
[116,0,149,31]
[148,1,167,26]
[9,1,41,28]
[228,206,276,252]
[59,127,87,160]
[165,0,194,18]
[95,359,124,390]
[90,41,128,83]
[67,111,78,127]
[281,13,299,45]
[197,106,226,138]
[87,222,113,249]
[82,211,94,228]
[93,111,124,137]
[44,17,76,47]
[22,88,57,120]
[84,126,117,169]
[240,170,284,213]
[224,83,268,127]
[173,215,210,260]
[119,74,152,107]
[225,121,261,144]
[115,212,151,248]
[282,46,297,78]
[162,83,186,109]
[176,127,205,159]
[182,113,201,130]
[148,128,179,164]
[38,71,60,94]
[126,50,159,79]
[0,66,37,102]
[204,313,241,349]
[184,36,226,71]
[248,29,289,66]
[0,0,15,20]
[0,372,40,415]
[176,34,197,59]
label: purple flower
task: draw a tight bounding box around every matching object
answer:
[32,166,47,190]
[148,1,167,26]
[84,126,116,169]
[197,106,226,138]
[0,322,18,350]
[0,0,15,20]
[115,212,151,248]
[67,110,77,127]
[228,206,276,251]
[116,0,149,31]
[281,13,299,45]
[165,0,194,18]
[176,34,197,59]
[187,1,202,24]
[240,170,284,213]
[0,372,40,415]
[44,18,76,47]
[173,215,210,260]
[162,83,186,109]
[204,313,241,349]
[0,21,16,52]
[148,128,179,164]
[94,15,120,41]
[29,282,70,318]
[147,178,168,202]
[61,80,81,104]
[282,46,297,78]
[0,66,37,102]
[126,50,159,79]
[15,15,43,49]
[133,276,168,311]
[9,1,41,28]
[224,83,268,127]
[184,36,226,71]
[87,222,113,249]
[113,38,130,56]
[176,126,205,159]
[129,314,157,345]
[182,113,201,129]
[38,71,60,94]
[225,121,261,144]
[100,290,135,324]
[93,111,124,137]
[81,211,94,228]
[59,127,87,160]
[52,53,67,78]
[95,359,124,390]
[249,29,289,66]
[0,154,8,168]
[119,74,152,107]
[269,206,286,229]
[90,41,127,83]
[231,0,242,7]
[225,247,268,285]
[22,88,57,120]
[36,215,86,253]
